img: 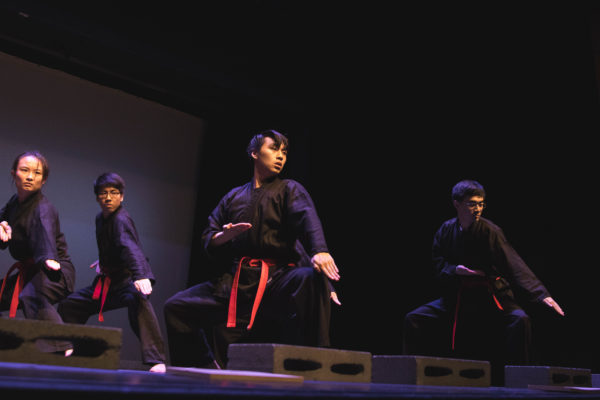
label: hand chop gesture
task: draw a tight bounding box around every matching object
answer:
[210,222,252,246]
[311,252,341,306]
[311,252,340,282]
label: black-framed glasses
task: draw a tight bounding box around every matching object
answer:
[98,190,121,199]
[465,200,486,209]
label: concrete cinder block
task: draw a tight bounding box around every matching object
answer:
[372,355,491,387]
[505,365,591,388]
[226,343,372,382]
[0,317,121,369]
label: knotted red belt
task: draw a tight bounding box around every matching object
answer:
[0,259,34,318]
[227,257,294,330]
[92,275,111,322]
[452,276,504,350]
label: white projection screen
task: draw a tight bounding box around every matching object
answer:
[0,51,204,364]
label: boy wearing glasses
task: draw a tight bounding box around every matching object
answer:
[58,172,166,372]
[403,180,563,376]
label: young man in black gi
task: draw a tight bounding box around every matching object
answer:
[403,180,564,374]
[164,129,340,368]
[58,172,166,372]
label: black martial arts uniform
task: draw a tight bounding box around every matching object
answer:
[58,205,166,366]
[404,217,551,366]
[0,191,75,352]
[164,177,332,368]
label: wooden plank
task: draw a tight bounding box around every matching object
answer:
[528,385,600,393]
[167,366,303,384]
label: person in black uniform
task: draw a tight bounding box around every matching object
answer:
[403,179,564,368]
[0,150,75,353]
[58,172,166,372]
[164,129,340,368]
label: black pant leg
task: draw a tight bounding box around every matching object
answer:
[163,281,228,367]
[112,283,167,366]
[256,266,331,347]
[403,298,453,357]
[501,303,532,365]
[18,268,72,352]
[57,284,97,324]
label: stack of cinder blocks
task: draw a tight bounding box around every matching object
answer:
[226,344,600,390]
[227,344,491,387]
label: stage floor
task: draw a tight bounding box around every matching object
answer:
[2,361,600,400]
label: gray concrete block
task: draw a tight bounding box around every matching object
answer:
[226,343,372,382]
[372,355,491,387]
[0,317,121,369]
[505,365,591,388]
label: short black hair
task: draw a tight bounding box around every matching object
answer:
[94,172,125,195]
[246,129,289,158]
[451,180,485,201]
[12,150,50,181]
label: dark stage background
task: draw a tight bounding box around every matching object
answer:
[1,1,599,371]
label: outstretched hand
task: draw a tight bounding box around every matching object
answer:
[311,252,340,281]
[211,222,252,246]
[0,221,11,242]
[543,296,565,316]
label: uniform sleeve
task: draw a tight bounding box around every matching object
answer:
[490,228,550,302]
[0,201,8,250]
[432,224,459,283]
[30,204,60,265]
[114,215,154,282]
[201,194,231,258]
[286,181,328,257]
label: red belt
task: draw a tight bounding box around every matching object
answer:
[227,257,294,330]
[0,259,34,318]
[452,277,504,350]
[92,275,111,322]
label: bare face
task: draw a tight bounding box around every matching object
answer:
[454,195,485,228]
[252,136,287,178]
[96,186,124,217]
[12,155,46,200]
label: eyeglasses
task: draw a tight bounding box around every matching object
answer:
[98,190,121,199]
[465,201,486,209]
